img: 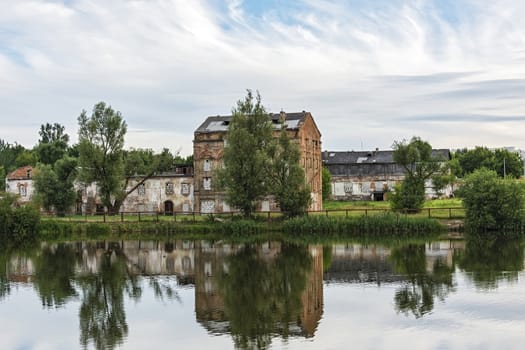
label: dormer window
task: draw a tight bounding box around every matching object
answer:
[26,169,31,178]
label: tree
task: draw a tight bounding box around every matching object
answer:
[77,102,128,214]
[216,91,273,217]
[35,123,70,165]
[454,147,523,179]
[390,137,445,211]
[456,168,525,231]
[33,156,78,216]
[267,123,311,217]
[322,167,332,201]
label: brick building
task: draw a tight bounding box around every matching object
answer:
[193,111,322,213]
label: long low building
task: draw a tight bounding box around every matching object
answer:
[322,149,452,201]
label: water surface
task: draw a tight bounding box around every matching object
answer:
[1,238,524,349]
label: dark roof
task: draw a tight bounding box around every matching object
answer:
[322,149,450,165]
[194,111,310,134]
[6,166,33,181]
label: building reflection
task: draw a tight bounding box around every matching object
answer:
[4,238,525,348]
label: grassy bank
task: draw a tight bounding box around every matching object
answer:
[38,213,446,241]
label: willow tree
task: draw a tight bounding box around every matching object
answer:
[216,91,273,217]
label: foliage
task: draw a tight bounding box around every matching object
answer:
[78,102,127,214]
[216,91,273,217]
[15,150,37,168]
[35,123,70,165]
[389,177,426,212]
[0,195,40,243]
[33,156,78,216]
[456,168,525,231]
[454,146,523,179]
[322,167,332,201]
[391,137,446,211]
[267,123,311,217]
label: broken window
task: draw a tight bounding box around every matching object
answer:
[203,177,211,190]
[137,183,146,195]
[181,183,190,195]
[165,182,174,195]
[204,159,211,172]
[19,184,26,197]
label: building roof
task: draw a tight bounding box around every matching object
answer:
[322,149,450,165]
[6,166,33,181]
[194,111,310,134]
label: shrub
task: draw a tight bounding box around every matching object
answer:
[0,195,40,243]
[457,168,525,231]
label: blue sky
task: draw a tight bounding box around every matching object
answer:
[1,0,525,155]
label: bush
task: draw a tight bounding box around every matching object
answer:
[0,195,40,243]
[457,168,525,231]
[389,177,425,212]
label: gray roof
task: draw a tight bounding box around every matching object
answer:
[322,149,450,165]
[194,112,309,134]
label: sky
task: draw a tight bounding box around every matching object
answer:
[1,0,525,156]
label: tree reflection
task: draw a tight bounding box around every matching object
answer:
[455,237,524,289]
[218,244,312,350]
[391,244,455,318]
[33,244,78,308]
[76,246,142,350]
[0,247,10,300]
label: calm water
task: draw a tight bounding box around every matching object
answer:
[1,238,524,350]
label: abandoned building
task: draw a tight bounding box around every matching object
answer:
[193,111,323,213]
[5,165,35,204]
[77,165,194,215]
[322,149,452,201]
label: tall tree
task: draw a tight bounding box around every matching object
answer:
[33,156,78,216]
[77,102,127,214]
[216,90,273,217]
[267,123,311,217]
[390,137,444,211]
[454,147,523,179]
[36,123,70,165]
[322,167,332,201]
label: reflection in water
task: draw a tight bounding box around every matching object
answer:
[1,237,524,349]
[76,244,142,350]
[390,244,455,318]
[195,242,323,349]
[456,238,525,289]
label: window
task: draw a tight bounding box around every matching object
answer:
[19,184,26,197]
[203,177,211,190]
[165,182,174,195]
[181,183,190,195]
[204,159,211,172]
[26,170,31,179]
[201,200,215,213]
[137,183,146,195]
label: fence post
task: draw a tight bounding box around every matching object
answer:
[428,208,431,218]
[174,211,177,222]
[138,212,141,222]
[268,212,271,223]
[121,212,124,222]
[193,212,196,223]
[346,209,348,217]
[326,210,329,217]
[365,209,368,216]
[449,208,452,219]
[156,212,159,222]
[103,212,106,223]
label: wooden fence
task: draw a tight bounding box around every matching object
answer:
[44,207,465,223]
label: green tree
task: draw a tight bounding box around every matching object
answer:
[77,102,127,215]
[35,123,70,165]
[216,91,273,217]
[15,150,37,168]
[390,137,444,211]
[322,167,332,201]
[456,168,525,231]
[267,123,311,217]
[33,156,78,216]
[454,147,523,179]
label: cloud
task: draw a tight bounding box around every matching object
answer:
[1,0,525,154]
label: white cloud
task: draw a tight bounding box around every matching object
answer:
[1,0,525,154]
